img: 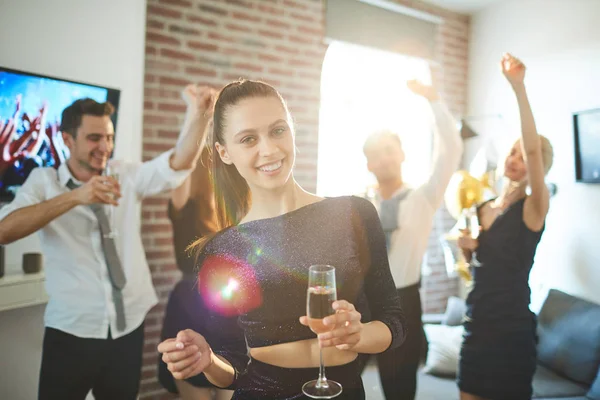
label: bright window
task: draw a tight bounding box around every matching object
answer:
[317,41,433,197]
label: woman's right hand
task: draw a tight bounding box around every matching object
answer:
[457,228,479,254]
[157,329,214,380]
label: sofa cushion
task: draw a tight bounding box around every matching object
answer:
[423,324,464,377]
[532,365,589,398]
[537,289,600,386]
[442,296,466,327]
[587,366,600,400]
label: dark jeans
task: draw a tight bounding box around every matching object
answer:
[38,323,144,400]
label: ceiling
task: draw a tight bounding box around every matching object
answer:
[419,0,505,14]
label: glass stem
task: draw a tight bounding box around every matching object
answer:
[317,347,328,389]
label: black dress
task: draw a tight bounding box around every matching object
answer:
[197,196,406,399]
[458,198,544,400]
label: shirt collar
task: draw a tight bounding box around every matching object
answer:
[57,161,83,187]
[375,185,411,202]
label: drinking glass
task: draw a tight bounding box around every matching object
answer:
[302,265,343,399]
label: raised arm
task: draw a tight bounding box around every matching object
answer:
[0,169,119,244]
[133,85,215,198]
[407,80,463,209]
[501,53,549,230]
[170,85,215,171]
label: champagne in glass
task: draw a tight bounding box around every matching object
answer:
[302,265,342,399]
[103,161,120,238]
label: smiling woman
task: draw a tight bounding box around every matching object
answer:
[157,80,407,400]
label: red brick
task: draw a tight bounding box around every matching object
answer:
[232,11,261,23]
[185,67,218,77]
[147,5,182,20]
[155,237,174,246]
[288,35,313,45]
[223,47,254,58]
[288,58,314,68]
[158,103,187,112]
[143,115,179,126]
[290,12,316,23]
[158,0,191,7]
[297,25,323,36]
[145,88,181,100]
[258,4,285,16]
[160,48,195,61]
[186,14,218,26]
[144,101,154,110]
[144,143,172,153]
[258,29,283,40]
[222,73,247,81]
[146,46,157,56]
[208,32,235,43]
[225,0,254,8]
[198,4,227,16]
[147,19,165,30]
[283,0,308,10]
[146,32,181,46]
[226,23,252,33]
[143,198,168,207]
[266,19,292,29]
[169,24,201,36]
[187,40,218,52]
[234,62,264,73]
[145,60,180,73]
[269,68,294,77]
[275,45,299,55]
[159,76,190,87]
[145,74,157,84]
[258,53,283,63]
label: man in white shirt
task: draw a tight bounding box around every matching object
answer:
[0,84,214,400]
[362,80,463,400]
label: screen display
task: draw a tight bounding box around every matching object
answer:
[0,67,120,201]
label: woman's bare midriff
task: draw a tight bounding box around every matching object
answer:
[249,338,358,368]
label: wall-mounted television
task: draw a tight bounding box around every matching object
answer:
[0,66,120,202]
[573,108,600,183]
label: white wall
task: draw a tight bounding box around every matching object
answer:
[0,1,146,398]
[467,0,600,310]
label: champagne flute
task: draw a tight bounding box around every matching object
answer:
[302,265,343,399]
[103,161,120,238]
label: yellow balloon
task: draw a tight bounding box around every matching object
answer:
[445,170,484,220]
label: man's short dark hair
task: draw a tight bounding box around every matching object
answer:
[60,98,115,137]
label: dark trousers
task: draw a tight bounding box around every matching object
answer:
[38,323,144,400]
[360,284,425,400]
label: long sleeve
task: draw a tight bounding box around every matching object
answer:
[352,196,407,351]
[196,250,249,387]
[421,101,463,209]
[127,149,193,199]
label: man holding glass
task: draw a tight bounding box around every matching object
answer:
[0,85,213,400]
[361,80,463,399]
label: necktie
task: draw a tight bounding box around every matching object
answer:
[66,179,127,331]
[379,189,412,252]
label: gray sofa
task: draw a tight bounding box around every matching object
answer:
[419,289,600,400]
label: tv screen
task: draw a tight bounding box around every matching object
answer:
[574,108,600,183]
[0,66,120,202]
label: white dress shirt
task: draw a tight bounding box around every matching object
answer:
[373,101,463,289]
[0,150,191,339]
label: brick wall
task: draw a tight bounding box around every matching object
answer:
[141,0,469,397]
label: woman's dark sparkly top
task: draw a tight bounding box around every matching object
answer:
[197,196,406,378]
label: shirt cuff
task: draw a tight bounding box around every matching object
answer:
[153,149,194,190]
